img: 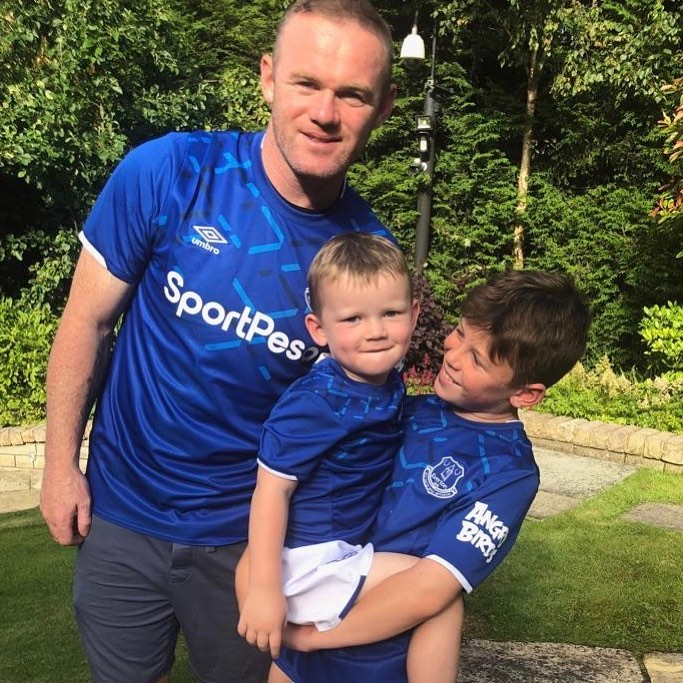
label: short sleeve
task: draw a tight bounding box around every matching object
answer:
[424,468,539,592]
[79,133,185,283]
[258,389,349,481]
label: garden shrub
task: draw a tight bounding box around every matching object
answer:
[639,302,683,376]
[0,298,57,426]
[538,357,683,434]
[404,273,451,386]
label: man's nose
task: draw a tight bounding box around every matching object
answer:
[311,90,339,128]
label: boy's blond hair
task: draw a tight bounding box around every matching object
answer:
[308,233,411,315]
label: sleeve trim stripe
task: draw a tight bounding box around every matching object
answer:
[79,231,108,270]
[424,554,473,593]
[257,459,298,481]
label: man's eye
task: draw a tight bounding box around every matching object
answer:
[340,91,366,105]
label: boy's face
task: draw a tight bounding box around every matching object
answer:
[434,319,519,419]
[305,273,418,385]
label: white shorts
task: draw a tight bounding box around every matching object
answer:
[282,540,374,631]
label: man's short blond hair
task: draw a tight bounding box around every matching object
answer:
[274,0,394,90]
[308,233,411,315]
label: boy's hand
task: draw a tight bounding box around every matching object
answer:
[237,587,288,659]
[283,623,322,652]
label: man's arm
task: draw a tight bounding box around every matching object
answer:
[237,467,296,659]
[40,249,134,546]
[286,556,463,650]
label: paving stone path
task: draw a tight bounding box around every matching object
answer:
[458,448,683,683]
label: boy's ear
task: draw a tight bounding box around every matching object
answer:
[410,298,420,331]
[305,313,327,346]
[509,383,546,409]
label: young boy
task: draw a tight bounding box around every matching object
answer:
[275,269,592,683]
[239,233,472,683]
[237,232,419,659]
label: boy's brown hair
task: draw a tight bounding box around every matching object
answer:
[461,270,591,388]
[307,233,411,315]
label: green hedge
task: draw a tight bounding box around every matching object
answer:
[0,298,57,427]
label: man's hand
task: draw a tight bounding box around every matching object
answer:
[237,586,288,659]
[40,464,91,545]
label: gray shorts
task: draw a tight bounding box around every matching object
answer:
[73,515,270,683]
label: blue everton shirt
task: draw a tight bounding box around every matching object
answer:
[79,130,391,545]
[277,394,539,682]
[258,356,404,548]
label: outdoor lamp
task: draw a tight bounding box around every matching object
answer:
[401,16,438,274]
[400,23,426,68]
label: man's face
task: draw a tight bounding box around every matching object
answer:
[260,13,395,203]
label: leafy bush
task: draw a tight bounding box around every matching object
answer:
[537,357,683,434]
[405,273,451,375]
[639,301,683,376]
[0,298,57,427]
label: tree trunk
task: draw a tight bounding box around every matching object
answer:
[513,44,540,269]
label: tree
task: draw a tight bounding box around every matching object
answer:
[0,0,275,302]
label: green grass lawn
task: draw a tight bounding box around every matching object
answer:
[464,468,683,654]
[1,467,682,681]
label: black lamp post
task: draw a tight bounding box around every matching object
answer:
[401,19,439,275]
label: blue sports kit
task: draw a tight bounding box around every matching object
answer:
[259,356,404,548]
[277,394,540,682]
[79,130,390,545]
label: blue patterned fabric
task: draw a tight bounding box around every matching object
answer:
[80,130,390,545]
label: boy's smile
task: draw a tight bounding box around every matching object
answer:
[434,319,520,421]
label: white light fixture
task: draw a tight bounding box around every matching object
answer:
[400,24,425,67]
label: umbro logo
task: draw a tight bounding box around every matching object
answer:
[193,225,228,244]
[190,225,227,255]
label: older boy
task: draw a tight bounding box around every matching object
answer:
[276,269,592,683]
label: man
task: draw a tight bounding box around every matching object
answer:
[40,2,396,682]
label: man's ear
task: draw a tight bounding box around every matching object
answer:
[410,298,420,332]
[305,313,327,346]
[373,83,397,129]
[260,54,274,106]
[510,383,546,409]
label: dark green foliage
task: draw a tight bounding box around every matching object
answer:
[1,0,683,424]
[0,298,58,427]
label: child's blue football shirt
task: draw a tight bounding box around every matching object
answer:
[258,356,404,548]
[277,394,540,682]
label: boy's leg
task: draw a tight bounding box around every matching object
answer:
[359,551,420,596]
[268,663,293,683]
[406,595,464,683]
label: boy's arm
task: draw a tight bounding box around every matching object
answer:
[237,466,296,659]
[285,557,462,650]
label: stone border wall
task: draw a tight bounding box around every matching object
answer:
[0,422,90,475]
[1,414,682,478]
[519,411,683,474]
